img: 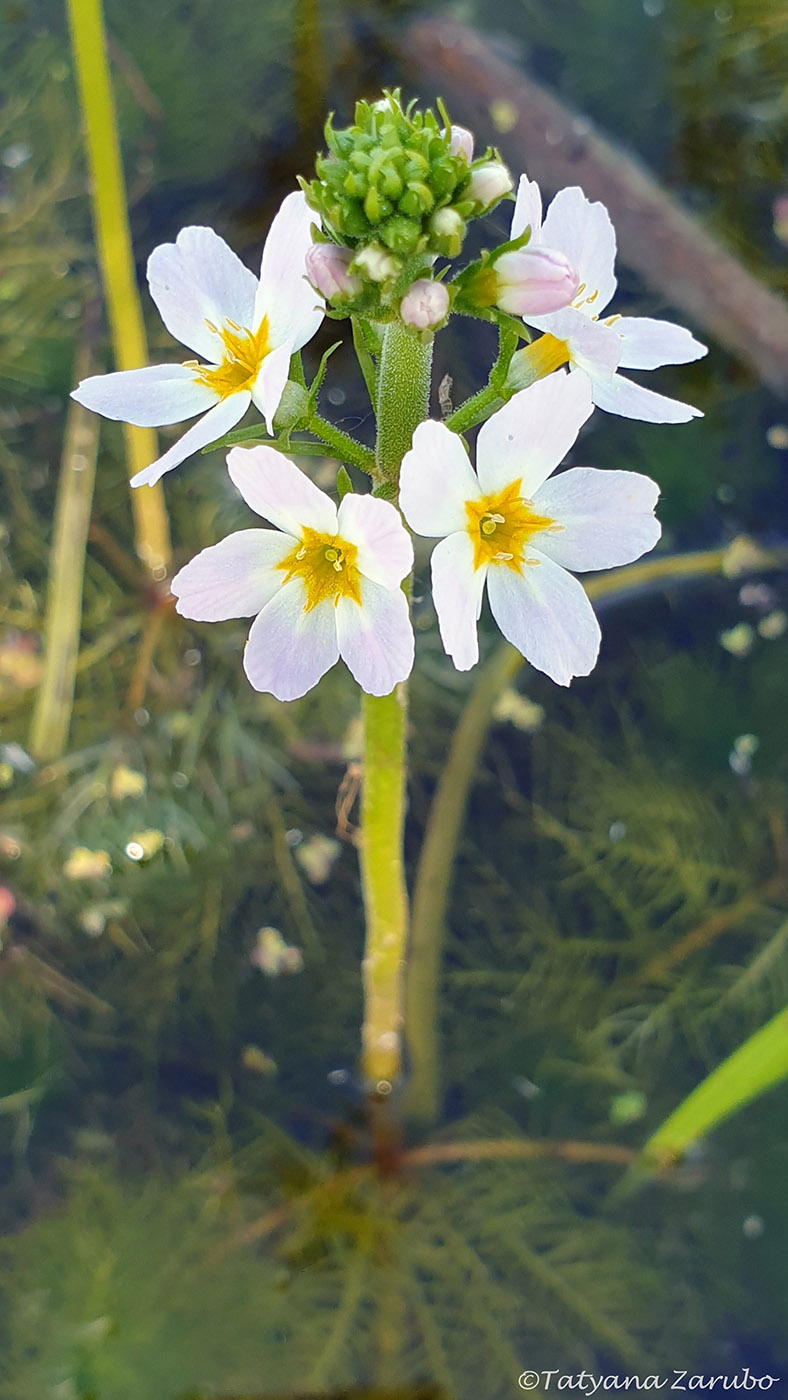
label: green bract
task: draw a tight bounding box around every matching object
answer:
[300,91,503,311]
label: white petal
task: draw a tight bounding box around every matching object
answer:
[171,529,291,619]
[532,468,661,571]
[72,363,218,427]
[336,580,414,695]
[147,227,258,361]
[527,308,622,380]
[337,493,414,589]
[131,392,250,488]
[430,531,486,671]
[254,191,324,351]
[540,187,617,313]
[251,339,293,434]
[591,372,702,423]
[399,420,481,537]
[476,371,594,497]
[509,175,543,242]
[487,550,601,685]
[226,445,337,536]
[615,317,708,370]
[243,584,339,700]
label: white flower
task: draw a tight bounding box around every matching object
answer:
[399,373,661,685]
[508,176,707,423]
[466,161,514,211]
[171,447,414,701]
[72,193,323,488]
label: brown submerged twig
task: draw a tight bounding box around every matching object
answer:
[402,15,788,396]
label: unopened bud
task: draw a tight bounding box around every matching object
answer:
[429,206,465,258]
[305,243,362,301]
[449,124,474,162]
[352,243,400,283]
[466,161,513,211]
[400,279,450,331]
[493,247,579,315]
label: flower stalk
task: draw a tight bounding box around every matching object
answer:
[360,319,433,1088]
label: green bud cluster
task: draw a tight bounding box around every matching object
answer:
[301,91,490,286]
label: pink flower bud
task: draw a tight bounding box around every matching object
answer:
[400,279,450,331]
[493,246,579,315]
[305,243,362,301]
[449,125,474,162]
[466,161,513,211]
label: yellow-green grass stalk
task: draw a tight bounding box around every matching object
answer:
[67,0,171,576]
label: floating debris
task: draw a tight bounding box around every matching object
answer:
[492,686,545,733]
[250,927,304,977]
[758,610,787,640]
[241,1045,278,1076]
[719,622,755,657]
[63,847,111,881]
[609,1090,647,1126]
[295,833,341,885]
[110,765,147,801]
[729,733,759,776]
[124,829,165,862]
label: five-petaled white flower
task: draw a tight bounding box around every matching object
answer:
[72,193,323,488]
[509,176,707,423]
[399,373,661,685]
[171,447,415,701]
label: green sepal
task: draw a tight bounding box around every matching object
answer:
[306,341,342,415]
[336,464,353,500]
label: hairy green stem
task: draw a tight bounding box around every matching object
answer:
[359,321,433,1089]
[404,539,788,1123]
[375,322,433,484]
[311,414,377,475]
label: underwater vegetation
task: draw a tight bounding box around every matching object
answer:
[2,0,788,1396]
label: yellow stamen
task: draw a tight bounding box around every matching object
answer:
[188,316,271,398]
[278,526,361,612]
[466,479,557,572]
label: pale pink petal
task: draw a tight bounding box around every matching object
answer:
[430,531,486,672]
[509,174,543,243]
[476,371,594,498]
[540,187,617,313]
[147,227,258,361]
[615,317,708,370]
[532,468,661,571]
[250,339,294,435]
[243,584,339,700]
[335,580,414,694]
[131,392,250,488]
[486,549,601,685]
[72,364,218,427]
[399,420,481,537]
[591,372,702,423]
[171,529,291,619]
[254,191,324,351]
[226,445,337,536]
[336,494,414,589]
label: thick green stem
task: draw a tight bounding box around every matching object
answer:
[375,322,433,484]
[359,321,433,1089]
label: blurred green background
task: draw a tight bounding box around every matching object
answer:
[1,0,788,1395]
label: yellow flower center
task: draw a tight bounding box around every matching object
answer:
[186,317,271,398]
[465,479,557,571]
[278,526,361,612]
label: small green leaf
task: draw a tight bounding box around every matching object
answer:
[336,465,353,499]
